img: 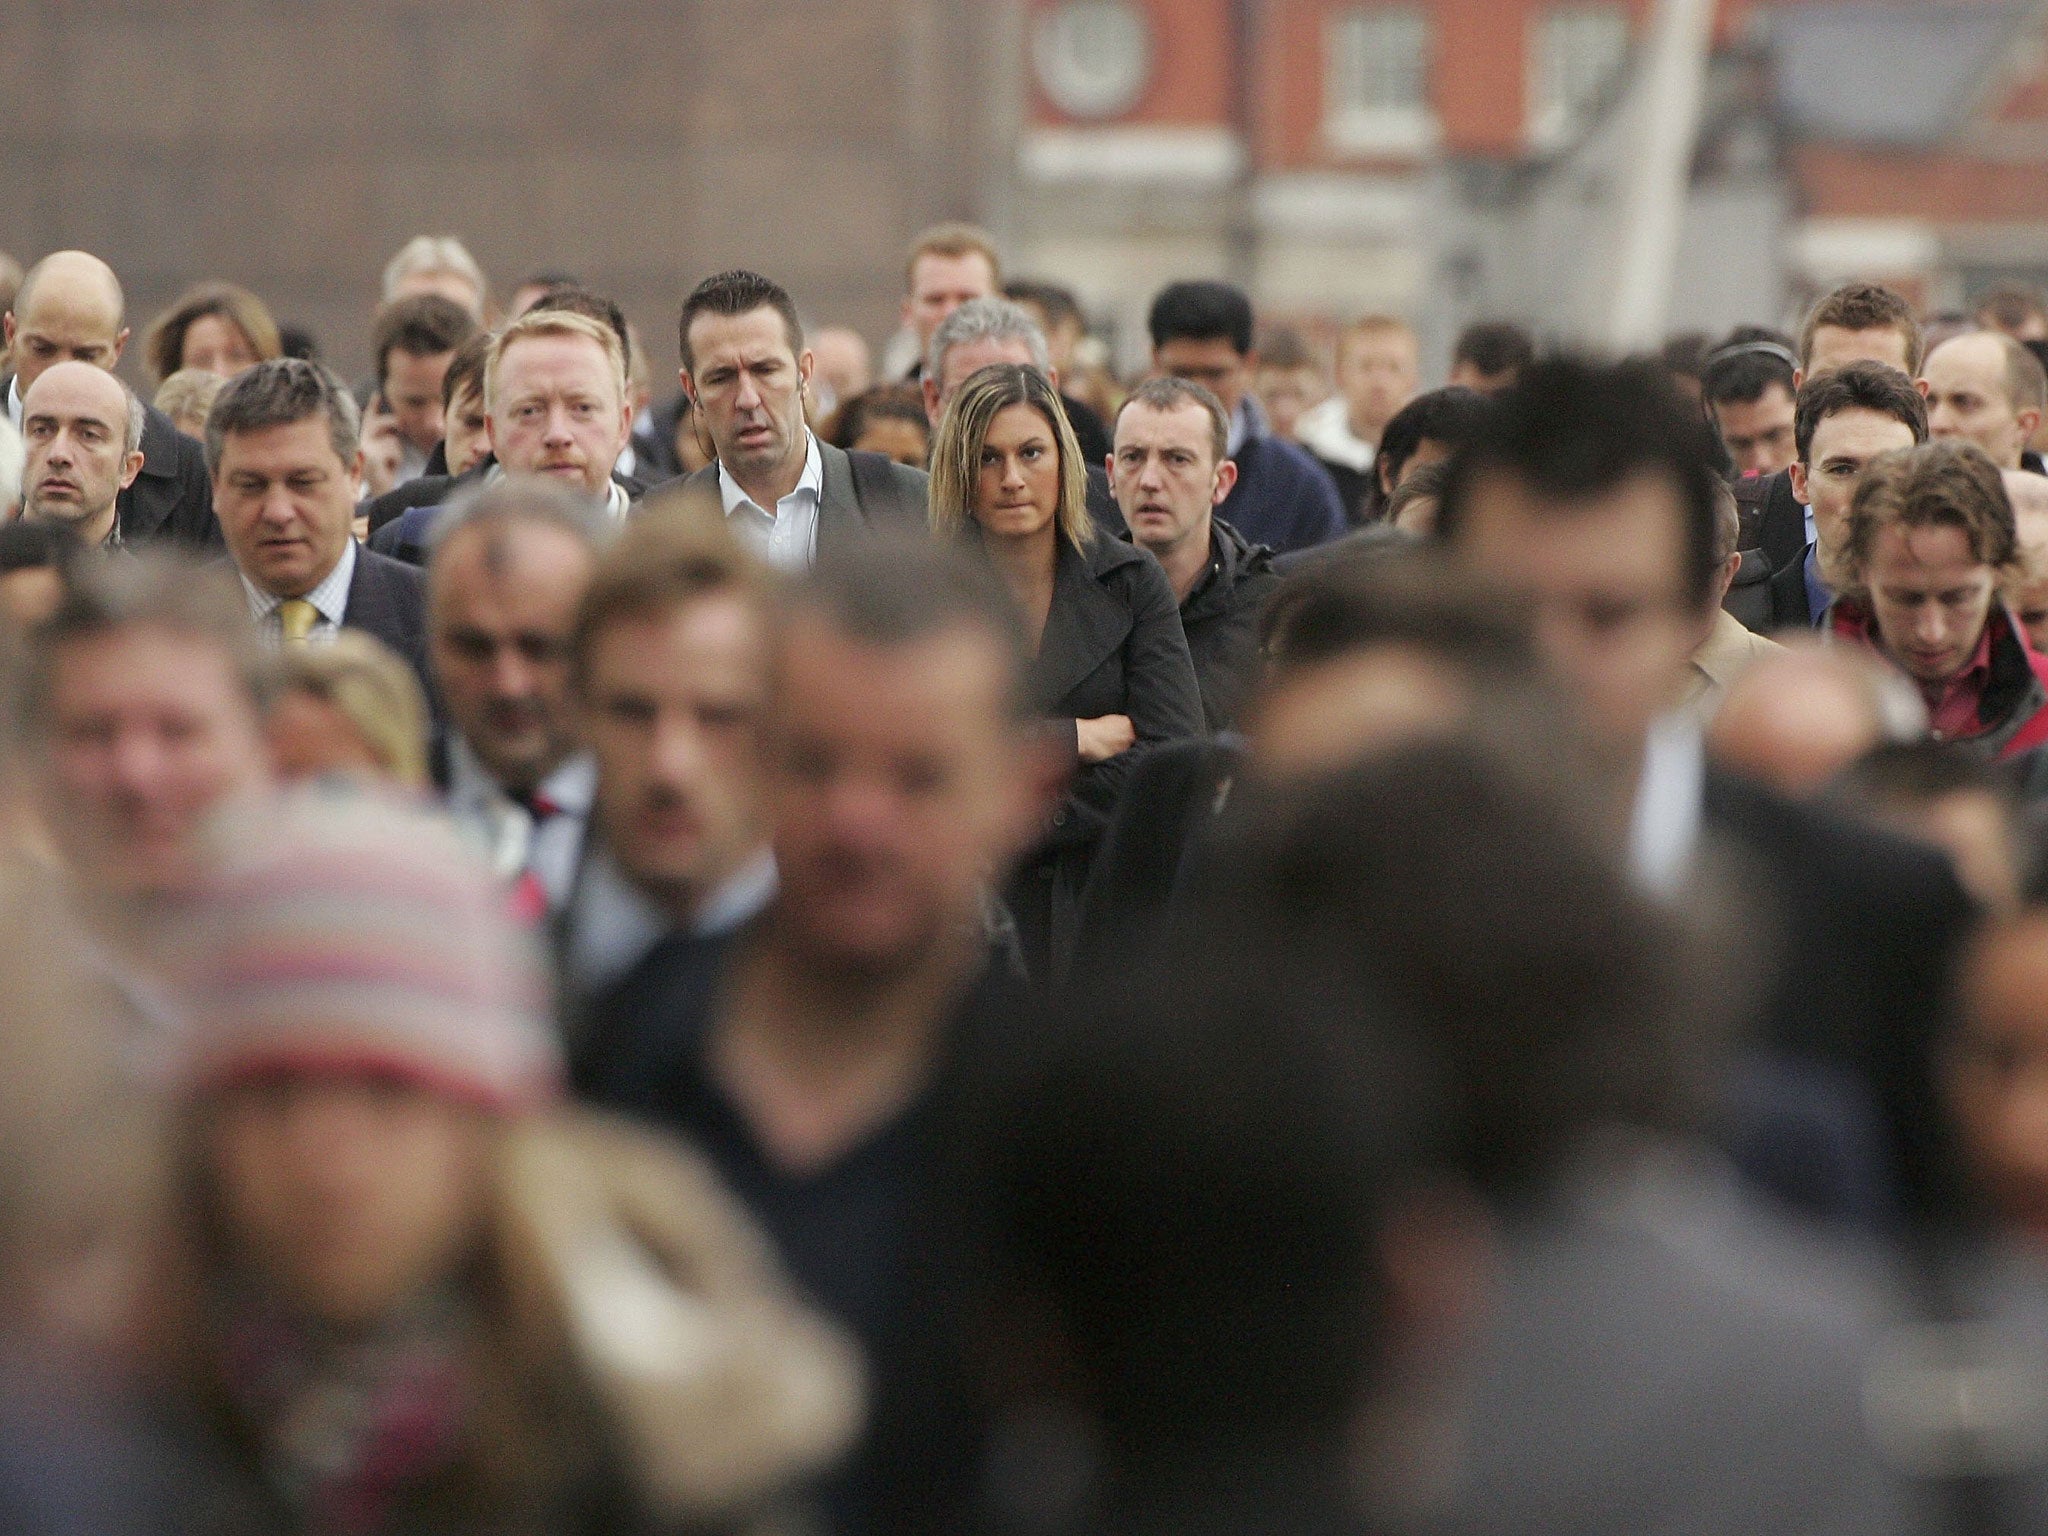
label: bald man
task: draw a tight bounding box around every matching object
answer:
[1923,330,2047,473]
[3,251,218,547]
[19,362,143,549]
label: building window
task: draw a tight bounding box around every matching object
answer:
[1529,5,1630,151]
[1325,7,1438,156]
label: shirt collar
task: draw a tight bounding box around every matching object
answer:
[5,376,19,429]
[717,431,822,518]
[695,849,778,938]
[240,537,356,625]
[448,737,598,819]
[482,463,629,519]
[1628,710,1706,897]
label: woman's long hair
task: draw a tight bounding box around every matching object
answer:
[928,363,1094,551]
[142,282,284,385]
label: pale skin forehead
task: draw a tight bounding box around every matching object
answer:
[494,331,622,408]
[1926,333,2015,397]
[15,251,124,328]
[22,359,129,425]
[1115,399,1218,460]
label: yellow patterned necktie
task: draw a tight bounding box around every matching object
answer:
[277,598,318,644]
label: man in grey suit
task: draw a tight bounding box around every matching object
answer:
[654,269,926,568]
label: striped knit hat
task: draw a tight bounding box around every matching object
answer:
[177,788,561,1113]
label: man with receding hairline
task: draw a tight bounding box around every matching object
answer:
[1924,330,2047,473]
[18,361,143,551]
[4,250,217,547]
[2003,467,2048,654]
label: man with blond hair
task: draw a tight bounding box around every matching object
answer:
[380,234,488,319]
[900,222,1001,378]
[372,306,639,563]
[1297,313,1420,519]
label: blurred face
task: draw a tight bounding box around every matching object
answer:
[1804,324,1914,382]
[37,626,268,898]
[581,596,768,920]
[1112,400,1232,563]
[769,615,1043,974]
[204,1077,489,1327]
[1453,470,1703,766]
[1950,925,2048,1240]
[1338,330,1419,437]
[1926,335,2037,470]
[1251,647,1470,781]
[1255,364,1322,442]
[1789,407,1919,557]
[972,403,1062,544]
[180,313,259,379]
[2007,498,2048,652]
[1712,382,1797,478]
[384,348,453,456]
[20,362,143,538]
[213,416,361,599]
[1155,337,1249,420]
[683,307,813,487]
[430,521,594,796]
[850,417,928,468]
[5,278,127,394]
[488,333,631,498]
[0,567,64,629]
[443,383,491,476]
[1860,521,1998,687]
[904,251,996,348]
[266,689,386,785]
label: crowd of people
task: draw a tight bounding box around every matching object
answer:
[5,220,2048,1534]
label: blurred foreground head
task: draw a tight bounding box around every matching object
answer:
[1438,357,1722,771]
[767,536,1059,979]
[1707,642,1927,798]
[1948,910,2048,1241]
[20,553,271,903]
[175,791,556,1327]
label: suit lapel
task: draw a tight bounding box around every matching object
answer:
[1033,539,1130,707]
[814,440,862,564]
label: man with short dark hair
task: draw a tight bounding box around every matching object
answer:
[18,361,144,551]
[662,269,926,569]
[578,536,1058,1536]
[1768,363,1929,628]
[1448,319,1534,393]
[1437,356,1977,1230]
[208,358,429,687]
[370,293,478,485]
[427,480,607,929]
[1827,440,2048,760]
[1751,283,1928,573]
[1372,385,1494,503]
[1149,280,1345,554]
[1002,277,1111,461]
[1112,376,1277,730]
[1923,329,2047,472]
[1704,325,1800,480]
[4,250,217,547]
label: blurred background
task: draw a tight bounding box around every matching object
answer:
[7,0,2048,380]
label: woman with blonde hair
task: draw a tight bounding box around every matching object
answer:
[142,283,282,385]
[266,631,431,791]
[928,362,1201,979]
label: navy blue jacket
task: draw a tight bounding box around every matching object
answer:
[1218,434,1347,555]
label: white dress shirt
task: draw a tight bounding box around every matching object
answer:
[480,462,632,521]
[718,431,823,571]
[444,741,597,912]
[241,538,357,647]
[6,376,21,428]
[1628,710,1706,898]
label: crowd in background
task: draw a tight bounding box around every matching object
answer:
[5,222,2048,1535]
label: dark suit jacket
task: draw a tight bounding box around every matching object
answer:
[1767,543,1825,631]
[1005,532,1204,981]
[1754,467,1807,576]
[1722,547,1775,635]
[341,545,432,696]
[655,439,928,561]
[370,467,649,566]
[362,459,490,538]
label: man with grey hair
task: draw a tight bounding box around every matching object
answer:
[380,234,487,320]
[426,479,613,930]
[18,360,144,550]
[207,358,429,688]
[4,249,217,547]
[923,296,1126,535]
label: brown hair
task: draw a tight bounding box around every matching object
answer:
[1798,282,1924,375]
[1336,314,1417,367]
[1976,286,2048,337]
[928,363,1092,551]
[1830,439,2020,596]
[677,269,803,374]
[905,223,1002,291]
[372,293,480,391]
[142,282,283,386]
[441,329,493,412]
[570,486,772,691]
[1114,374,1230,464]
